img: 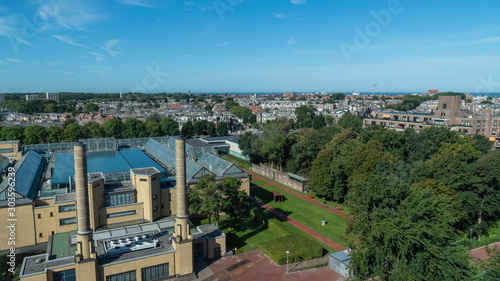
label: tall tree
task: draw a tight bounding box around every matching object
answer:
[160,117,180,136]
[346,175,475,280]
[23,125,47,144]
[219,177,249,233]
[102,118,124,138]
[187,175,222,226]
[207,122,217,137]
[45,126,64,143]
[193,120,208,136]
[337,112,362,132]
[182,121,194,137]
[217,122,228,136]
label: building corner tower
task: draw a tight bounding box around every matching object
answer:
[174,138,194,276]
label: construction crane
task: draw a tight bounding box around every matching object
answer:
[367,84,378,96]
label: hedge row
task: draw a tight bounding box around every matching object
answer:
[267,218,294,237]
[259,234,323,265]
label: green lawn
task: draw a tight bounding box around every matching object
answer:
[250,179,268,186]
[252,185,348,248]
[223,154,249,169]
[197,205,336,255]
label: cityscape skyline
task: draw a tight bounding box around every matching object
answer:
[1,0,500,93]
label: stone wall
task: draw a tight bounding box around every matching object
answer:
[251,165,304,192]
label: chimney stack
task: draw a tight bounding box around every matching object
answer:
[175,138,189,240]
[74,143,92,260]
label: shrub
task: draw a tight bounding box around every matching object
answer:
[259,235,323,265]
[268,218,293,237]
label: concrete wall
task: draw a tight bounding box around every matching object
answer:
[251,165,304,192]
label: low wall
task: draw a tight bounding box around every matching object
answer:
[251,165,304,192]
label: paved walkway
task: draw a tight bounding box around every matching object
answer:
[470,242,500,262]
[252,198,346,252]
[196,250,344,281]
[245,169,349,219]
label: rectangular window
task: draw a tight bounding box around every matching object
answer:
[435,120,444,126]
[139,179,148,182]
[38,214,42,219]
[483,120,486,126]
[142,264,169,281]
[60,217,77,226]
[59,204,76,212]
[477,121,481,127]
[465,121,471,127]
[53,269,76,281]
[105,193,133,207]
[50,212,54,217]
[409,125,414,129]
[107,210,136,218]
[106,270,136,281]
[463,129,468,135]
[414,117,419,122]
[494,120,497,126]
[477,129,480,134]
[493,129,496,135]
[39,233,43,238]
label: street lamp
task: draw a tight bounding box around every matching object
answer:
[470,229,473,250]
[286,251,290,273]
[246,155,250,169]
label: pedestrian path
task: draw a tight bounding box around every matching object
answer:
[253,198,346,252]
[470,241,500,262]
[244,169,348,219]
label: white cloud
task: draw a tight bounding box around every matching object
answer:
[36,0,105,31]
[287,37,296,45]
[89,52,105,57]
[5,58,22,63]
[468,37,500,45]
[83,65,112,77]
[272,12,294,19]
[53,35,88,48]
[290,0,307,4]
[115,0,153,8]
[45,61,65,66]
[215,42,230,47]
[98,39,124,57]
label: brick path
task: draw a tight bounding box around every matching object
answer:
[470,242,500,263]
[245,169,349,219]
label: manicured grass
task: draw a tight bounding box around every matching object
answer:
[252,185,348,248]
[249,168,352,215]
[223,154,249,169]
[250,179,268,186]
[197,205,336,255]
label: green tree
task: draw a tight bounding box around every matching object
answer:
[23,125,47,144]
[308,129,361,201]
[85,123,105,139]
[312,115,326,130]
[187,175,222,226]
[295,105,316,128]
[45,126,64,143]
[480,247,500,280]
[83,103,99,113]
[337,113,362,132]
[102,118,124,138]
[219,177,249,232]
[474,150,500,240]
[249,114,257,124]
[145,121,162,137]
[122,118,146,138]
[238,132,258,161]
[346,175,475,280]
[217,122,228,136]
[146,113,162,123]
[64,124,86,141]
[1,126,24,141]
[193,120,208,136]
[182,121,194,137]
[160,117,180,136]
[207,122,217,137]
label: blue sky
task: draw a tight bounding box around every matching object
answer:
[1,0,500,94]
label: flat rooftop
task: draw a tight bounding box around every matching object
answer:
[51,149,166,184]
